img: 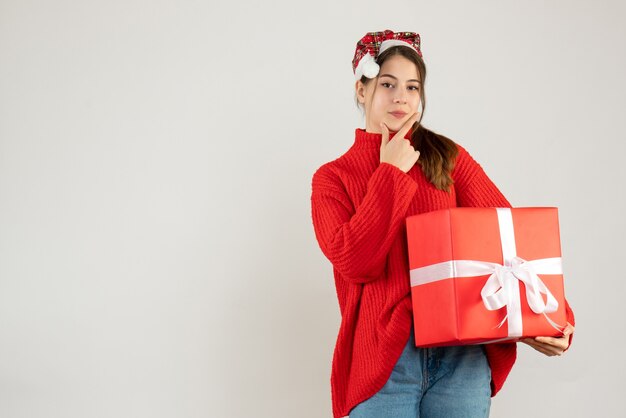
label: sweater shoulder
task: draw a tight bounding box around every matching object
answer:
[311,147,362,188]
[443,135,479,178]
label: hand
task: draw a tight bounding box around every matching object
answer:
[380,112,420,173]
[520,323,574,356]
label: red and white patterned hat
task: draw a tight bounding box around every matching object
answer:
[352,30,423,80]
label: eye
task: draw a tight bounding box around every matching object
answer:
[409,86,420,91]
[381,82,393,88]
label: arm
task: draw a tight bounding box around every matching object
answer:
[311,162,417,284]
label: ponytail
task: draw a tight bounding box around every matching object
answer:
[410,125,458,192]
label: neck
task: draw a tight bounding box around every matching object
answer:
[365,120,381,134]
[353,127,412,149]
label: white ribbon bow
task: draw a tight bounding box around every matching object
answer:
[462,255,563,336]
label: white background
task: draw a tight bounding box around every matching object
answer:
[1,1,624,417]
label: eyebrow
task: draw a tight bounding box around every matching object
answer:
[379,74,421,84]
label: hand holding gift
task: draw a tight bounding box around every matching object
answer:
[522,322,574,356]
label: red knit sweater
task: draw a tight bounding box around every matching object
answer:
[310,127,575,418]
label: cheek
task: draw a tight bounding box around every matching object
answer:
[371,94,391,113]
[410,97,422,112]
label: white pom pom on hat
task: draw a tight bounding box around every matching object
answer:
[360,54,380,78]
[352,29,423,81]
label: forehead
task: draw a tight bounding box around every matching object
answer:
[379,55,420,82]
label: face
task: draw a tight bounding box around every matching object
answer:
[355,54,422,133]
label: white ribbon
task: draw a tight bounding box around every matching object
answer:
[409,208,564,337]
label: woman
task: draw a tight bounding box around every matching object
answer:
[310,30,575,418]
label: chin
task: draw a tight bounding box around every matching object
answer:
[385,119,405,131]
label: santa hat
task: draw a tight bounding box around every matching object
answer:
[352,30,423,80]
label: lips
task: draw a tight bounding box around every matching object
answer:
[390,111,407,118]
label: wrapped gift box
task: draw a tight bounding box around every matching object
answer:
[405,207,567,347]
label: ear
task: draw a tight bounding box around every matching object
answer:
[355,80,366,104]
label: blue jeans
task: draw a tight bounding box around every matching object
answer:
[349,332,492,418]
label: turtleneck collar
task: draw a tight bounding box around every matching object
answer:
[353,127,412,149]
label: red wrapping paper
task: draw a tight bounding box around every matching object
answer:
[405,207,567,347]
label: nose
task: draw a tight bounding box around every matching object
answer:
[393,90,407,104]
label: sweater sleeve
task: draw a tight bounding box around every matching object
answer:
[311,162,418,284]
[563,299,576,351]
[453,143,512,208]
[453,143,576,347]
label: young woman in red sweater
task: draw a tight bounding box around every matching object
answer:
[310,30,575,418]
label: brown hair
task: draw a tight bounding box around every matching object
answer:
[355,46,458,192]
